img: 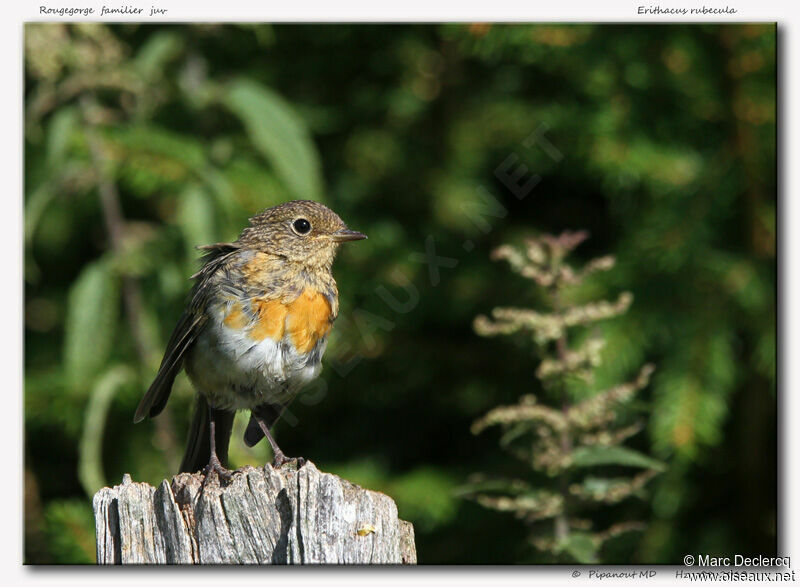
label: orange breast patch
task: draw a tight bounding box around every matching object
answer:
[249,299,288,341]
[286,288,333,354]
[223,302,249,330]
[226,289,332,352]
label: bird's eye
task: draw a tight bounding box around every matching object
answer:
[292,218,312,235]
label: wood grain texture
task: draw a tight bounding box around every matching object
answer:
[93,461,417,565]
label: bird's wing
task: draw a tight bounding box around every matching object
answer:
[134,242,241,423]
[134,310,204,422]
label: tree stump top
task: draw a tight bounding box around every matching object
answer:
[93,461,417,564]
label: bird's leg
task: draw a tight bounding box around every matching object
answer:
[202,405,233,484]
[253,413,305,469]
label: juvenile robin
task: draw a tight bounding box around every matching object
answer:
[134,200,366,479]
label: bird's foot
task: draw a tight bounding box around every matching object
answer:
[271,451,306,469]
[201,454,233,487]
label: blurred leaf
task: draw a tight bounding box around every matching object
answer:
[571,446,666,471]
[177,184,217,255]
[581,476,625,494]
[560,532,598,564]
[25,107,80,249]
[221,78,322,201]
[499,422,531,448]
[107,125,206,169]
[196,166,242,229]
[24,182,57,247]
[63,260,119,390]
[78,365,134,496]
[46,106,79,166]
[105,125,208,196]
[570,472,657,504]
[134,31,184,79]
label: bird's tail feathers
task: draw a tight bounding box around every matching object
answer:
[179,397,235,474]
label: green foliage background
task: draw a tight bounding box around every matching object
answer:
[24,23,776,564]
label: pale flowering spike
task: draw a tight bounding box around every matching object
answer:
[560,292,633,328]
[566,364,655,430]
[468,232,659,554]
[471,403,568,435]
[473,314,524,337]
[580,421,645,447]
[556,230,591,252]
[540,230,590,264]
[580,255,616,277]
[473,491,564,519]
[524,239,548,265]
[536,337,607,379]
[569,470,657,505]
[490,244,528,273]
[520,265,557,287]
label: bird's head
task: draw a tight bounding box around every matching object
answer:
[238,200,366,269]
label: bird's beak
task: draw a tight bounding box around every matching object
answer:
[332,228,368,243]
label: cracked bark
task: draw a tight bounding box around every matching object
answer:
[93,461,417,564]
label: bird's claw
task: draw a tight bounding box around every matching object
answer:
[272,451,306,469]
[201,455,233,487]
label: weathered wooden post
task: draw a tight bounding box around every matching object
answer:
[93,461,417,564]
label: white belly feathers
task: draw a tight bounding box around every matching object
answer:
[184,298,326,410]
